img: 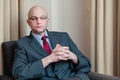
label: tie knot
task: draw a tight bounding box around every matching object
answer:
[42,35,47,41]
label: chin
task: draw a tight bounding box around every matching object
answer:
[33,29,46,33]
[37,30,46,34]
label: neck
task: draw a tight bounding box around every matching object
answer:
[32,30,47,36]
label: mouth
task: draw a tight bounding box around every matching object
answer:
[36,26,42,28]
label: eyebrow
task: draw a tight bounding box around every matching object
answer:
[28,15,48,18]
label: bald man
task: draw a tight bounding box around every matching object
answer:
[12,5,91,80]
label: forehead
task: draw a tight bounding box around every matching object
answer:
[28,6,48,18]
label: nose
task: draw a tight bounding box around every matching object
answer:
[36,18,41,24]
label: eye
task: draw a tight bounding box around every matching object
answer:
[28,16,48,21]
[29,16,38,20]
[40,17,48,20]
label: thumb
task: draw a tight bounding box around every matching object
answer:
[55,44,62,49]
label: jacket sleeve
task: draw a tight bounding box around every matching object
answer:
[12,42,46,80]
[65,33,91,79]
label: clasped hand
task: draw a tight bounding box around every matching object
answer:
[42,44,78,68]
[49,44,78,64]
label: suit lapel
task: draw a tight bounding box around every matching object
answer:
[48,32,68,76]
[28,34,48,57]
[48,32,60,49]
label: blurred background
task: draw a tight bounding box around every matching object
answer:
[0,0,120,78]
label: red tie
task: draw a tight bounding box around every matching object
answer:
[42,35,51,54]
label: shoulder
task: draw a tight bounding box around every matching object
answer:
[48,31,69,36]
[15,35,31,45]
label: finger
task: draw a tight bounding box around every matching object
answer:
[56,44,62,48]
[55,46,69,53]
[55,52,65,56]
[62,46,69,50]
[58,55,68,60]
[54,47,64,52]
[54,44,61,50]
[62,49,70,54]
[65,54,69,59]
[52,44,61,53]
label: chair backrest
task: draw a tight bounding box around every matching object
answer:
[2,41,16,76]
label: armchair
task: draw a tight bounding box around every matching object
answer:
[1,41,120,80]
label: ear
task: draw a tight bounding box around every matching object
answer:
[26,19,30,25]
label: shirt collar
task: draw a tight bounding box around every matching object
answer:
[31,31,48,39]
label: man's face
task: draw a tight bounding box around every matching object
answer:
[27,7,49,35]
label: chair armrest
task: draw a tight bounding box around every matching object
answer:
[87,72,120,80]
[0,75,14,80]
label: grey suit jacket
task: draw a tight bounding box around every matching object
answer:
[12,31,91,80]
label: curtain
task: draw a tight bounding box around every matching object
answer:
[0,0,19,74]
[90,0,120,77]
[117,0,120,77]
[0,0,4,75]
[0,0,27,74]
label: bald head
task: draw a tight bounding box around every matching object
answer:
[28,5,48,18]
